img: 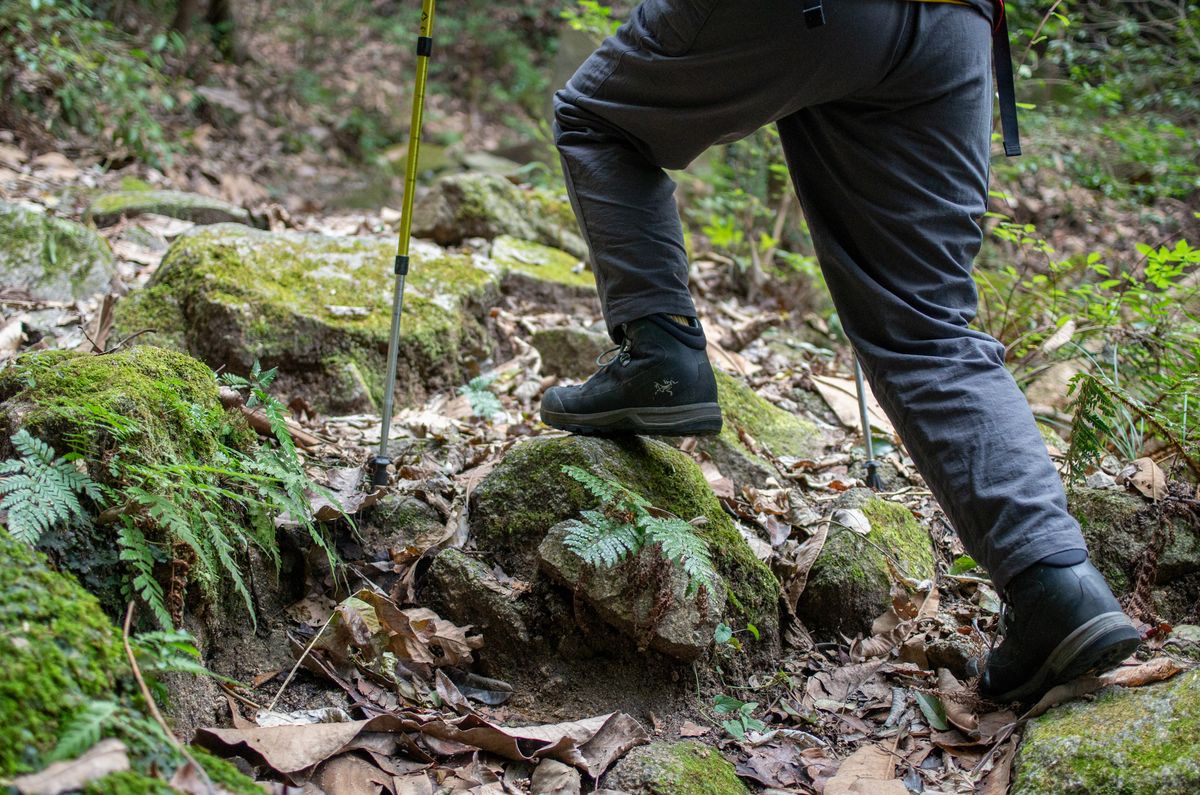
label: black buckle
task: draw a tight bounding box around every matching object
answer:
[803,0,825,28]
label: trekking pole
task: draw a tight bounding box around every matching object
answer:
[371,0,437,489]
[853,355,885,491]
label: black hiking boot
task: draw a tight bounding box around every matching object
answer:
[976,558,1141,703]
[540,314,722,436]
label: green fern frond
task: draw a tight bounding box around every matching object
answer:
[642,515,717,596]
[48,700,120,762]
[118,520,173,629]
[562,464,650,511]
[0,429,101,544]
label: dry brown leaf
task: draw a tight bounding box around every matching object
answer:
[13,739,129,795]
[824,739,906,795]
[778,522,828,612]
[678,721,709,738]
[979,738,1018,795]
[1022,676,1105,719]
[313,754,396,795]
[935,669,978,734]
[810,374,894,437]
[1118,457,1167,500]
[310,467,383,520]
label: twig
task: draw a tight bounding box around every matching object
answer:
[267,609,337,713]
[122,602,217,795]
[99,328,157,356]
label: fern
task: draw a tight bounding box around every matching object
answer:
[118,519,173,629]
[0,429,103,544]
[459,375,503,418]
[48,700,120,762]
[560,465,717,595]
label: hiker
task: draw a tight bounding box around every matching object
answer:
[539,0,1140,702]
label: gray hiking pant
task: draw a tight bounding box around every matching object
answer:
[553,0,1087,590]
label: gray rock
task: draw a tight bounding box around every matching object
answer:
[531,327,611,380]
[1069,487,1200,622]
[700,369,825,488]
[538,521,725,662]
[412,173,586,258]
[795,488,935,638]
[470,435,781,655]
[1012,670,1200,795]
[86,189,253,227]
[606,741,749,795]
[423,548,530,651]
[0,201,115,301]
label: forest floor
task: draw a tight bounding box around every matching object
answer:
[2,18,1200,791]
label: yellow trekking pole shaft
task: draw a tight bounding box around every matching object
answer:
[372,0,437,488]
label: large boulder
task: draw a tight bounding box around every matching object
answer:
[0,200,115,301]
[606,741,749,795]
[110,224,593,412]
[86,189,253,227]
[701,369,824,486]
[795,489,935,638]
[468,435,781,659]
[1069,487,1200,621]
[530,326,611,380]
[412,173,587,258]
[1012,671,1200,794]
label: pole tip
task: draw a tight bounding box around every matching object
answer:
[369,456,391,489]
[865,461,886,492]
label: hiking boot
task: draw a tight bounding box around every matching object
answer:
[976,558,1141,703]
[540,314,722,436]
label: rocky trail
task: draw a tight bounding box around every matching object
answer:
[1,136,1199,795]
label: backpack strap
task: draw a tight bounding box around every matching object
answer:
[992,0,1022,156]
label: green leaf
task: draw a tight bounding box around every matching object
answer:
[714,623,733,644]
[745,623,760,641]
[915,691,949,731]
[949,555,978,575]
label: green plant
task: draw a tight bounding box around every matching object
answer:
[560,465,716,595]
[976,221,1199,472]
[0,428,103,544]
[459,375,503,418]
[713,694,766,740]
[0,0,181,164]
[561,0,621,39]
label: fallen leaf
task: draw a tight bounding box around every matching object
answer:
[824,739,907,795]
[14,739,129,795]
[811,374,894,437]
[1117,457,1167,500]
[678,721,709,738]
[313,754,396,795]
[777,522,828,612]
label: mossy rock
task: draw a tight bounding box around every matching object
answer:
[1069,487,1200,622]
[0,200,115,301]
[110,224,588,412]
[0,347,253,614]
[0,531,127,776]
[530,326,611,380]
[83,771,177,795]
[795,489,935,638]
[700,369,824,486]
[412,173,586,258]
[1012,671,1200,794]
[86,190,253,227]
[606,741,749,795]
[470,435,780,651]
[490,234,594,295]
[423,547,531,652]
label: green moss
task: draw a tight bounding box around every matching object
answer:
[609,741,749,795]
[472,435,780,639]
[0,201,115,300]
[118,177,156,192]
[491,235,594,290]
[713,370,821,459]
[0,532,126,776]
[797,495,935,637]
[0,347,242,471]
[86,190,250,226]
[110,224,498,410]
[1012,671,1200,794]
[83,771,176,795]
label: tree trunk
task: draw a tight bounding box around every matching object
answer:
[205,0,247,64]
[170,0,199,34]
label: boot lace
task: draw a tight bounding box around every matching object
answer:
[595,338,632,368]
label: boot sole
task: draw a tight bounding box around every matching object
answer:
[993,611,1141,703]
[542,403,723,437]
